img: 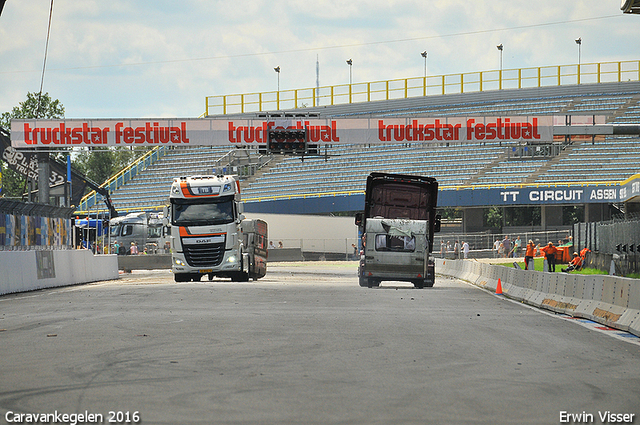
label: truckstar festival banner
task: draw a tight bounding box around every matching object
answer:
[10,116,554,148]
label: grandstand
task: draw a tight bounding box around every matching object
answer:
[83,67,640,227]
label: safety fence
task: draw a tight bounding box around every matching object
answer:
[205,60,640,115]
[574,216,640,274]
[436,258,640,337]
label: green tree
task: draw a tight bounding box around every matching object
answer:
[484,207,503,230]
[0,91,65,129]
[1,92,65,198]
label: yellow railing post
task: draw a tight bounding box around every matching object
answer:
[518,68,522,89]
[577,64,581,85]
[331,86,334,106]
[205,96,209,117]
[277,91,280,110]
[259,92,263,111]
[499,70,502,90]
[367,82,371,102]
[223,96,227,115]
[405,78,408,98]
[460,73,464,93]
[538,67,541,87]
[618,61,622,82]
[349,83,352,104]
[479,71,483,92]
[386,81,389,100]
[423,76,427,96]
[312,88,316,107]
[557,66,561,86]
[241,94,244,114]
[295,89,298,109]
[441,75,445,95]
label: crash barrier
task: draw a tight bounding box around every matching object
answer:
[0,250,119,296]
[436,258,640,337]
[118,254,172,271]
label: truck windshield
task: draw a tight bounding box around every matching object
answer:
[172,196,234,226]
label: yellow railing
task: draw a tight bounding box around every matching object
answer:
[204,60,640,116]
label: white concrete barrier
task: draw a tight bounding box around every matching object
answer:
[436,259,640,337]
[0,250,118,296]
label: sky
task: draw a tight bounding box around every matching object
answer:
[1,1,639,119]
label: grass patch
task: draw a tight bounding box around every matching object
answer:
[494,258,632,277]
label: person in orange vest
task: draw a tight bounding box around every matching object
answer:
[540,241,558,272]
[562,252,583,273]
[524,239,537,270]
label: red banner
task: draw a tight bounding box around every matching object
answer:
[10,116,554,148]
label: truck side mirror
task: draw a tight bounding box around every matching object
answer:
[434,214,442,233]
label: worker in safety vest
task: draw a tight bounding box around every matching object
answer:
[524,240,537,270]
[562,252,583,273]
[540,242,558,272]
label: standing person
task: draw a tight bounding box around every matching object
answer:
[453,240,460,259]
[113,240,120,256]
[501,236,511,258]
[513,236,522,258]
[524,240,537,270]
[540,242,558,272]
[440,241,446,259]
[462,241,470,259]
[129,241,139,255]
[493,239,501,258]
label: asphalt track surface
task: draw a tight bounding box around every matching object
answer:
[0,262,639,425]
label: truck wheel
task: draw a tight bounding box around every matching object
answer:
[359,276,369,287]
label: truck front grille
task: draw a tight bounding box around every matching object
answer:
[183,242,225,267]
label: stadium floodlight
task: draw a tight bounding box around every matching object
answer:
[421,51,428,78]
[274,66,280,91]
[346,59,353,85]
[497,44,504,89]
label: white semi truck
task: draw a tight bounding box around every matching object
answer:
[356,173,440,288]
[165,175,267,282]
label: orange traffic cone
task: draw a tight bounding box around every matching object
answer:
[495,278,503,295]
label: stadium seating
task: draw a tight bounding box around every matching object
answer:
[104,81,640,213]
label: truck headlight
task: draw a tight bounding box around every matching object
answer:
[226,255,238,264]
[174,258,186,266]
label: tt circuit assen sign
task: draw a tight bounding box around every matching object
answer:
[439,177,640,207]
[10,116,553,148]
